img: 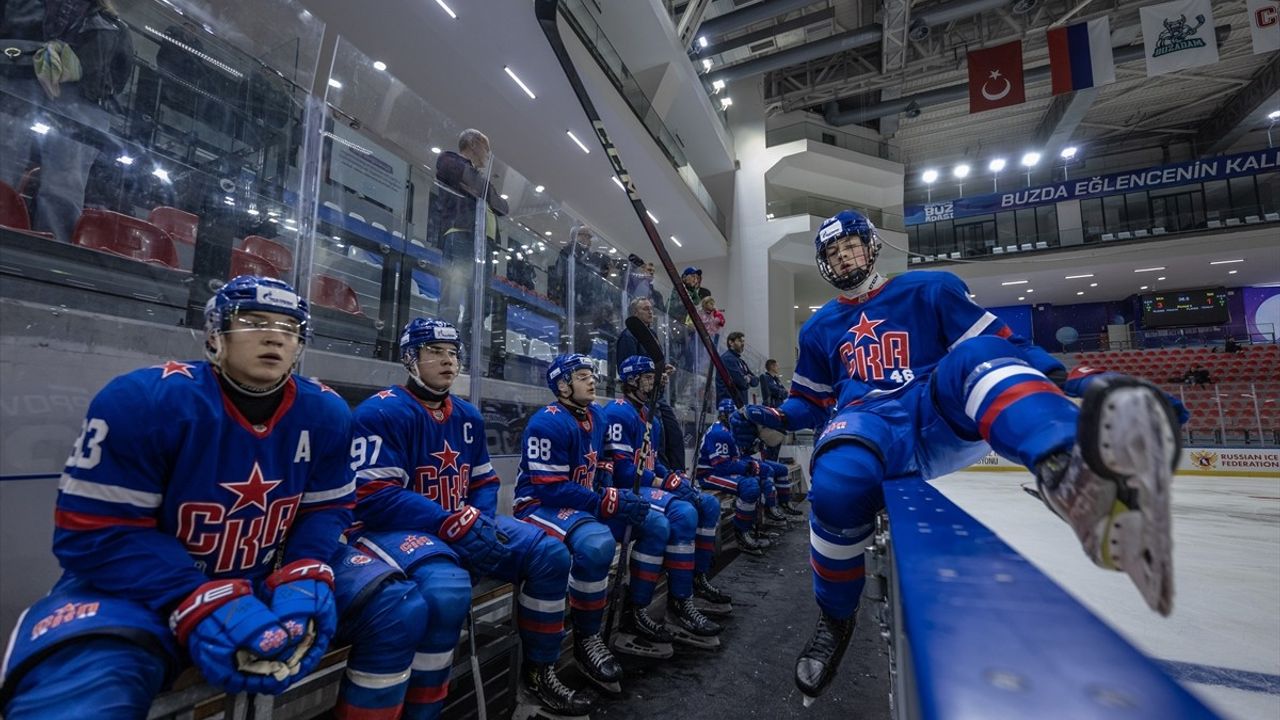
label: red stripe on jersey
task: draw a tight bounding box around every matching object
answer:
[298,500,355,514]
[978,380,1063,439]
[789,387,835,408]
[702,475,740,492]
[530,474,568,485]
[996,325,1013,338]
[406,684,448,704]
[55,509,156,531]
[809,557,865,583]
[356,480,400,500]
[333,702,405,720]
[469,475,499,489]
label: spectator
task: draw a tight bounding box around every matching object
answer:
[1181,365,1212,386]
[715,330,758,404]
[1224,337,1241,354]
[0,0,133,243]
[616,296,687,473]
[697,296,725,344]
[550,224,614,357]
[759,359,786,408]
[427,128,509,336]
[669,266,711,326]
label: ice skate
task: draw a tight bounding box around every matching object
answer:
[611,599,674,659]
[1034,375,1180,616]
[512,662,595,719]
[692,573,733,617]
[794,612,855,705]
[779,500,805,518]
[665,596,722,649]
[573,631,622,695]
[763,505,792,528]
[734,528,768,556]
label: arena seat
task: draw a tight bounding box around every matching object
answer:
[242,235,294,274]
[147,207,198,245]
[230,248,284,279]
[310,274,364,315]
[72,208,180,269]
[0,180,31,230]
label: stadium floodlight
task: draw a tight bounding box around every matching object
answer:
[988,158,1006,172]
[698,36,708,48]
[921,169,939,184]
[719,96,733,110]
[373,61,387,71]
[1021,152,1041,167]
[953,164,971,179]
[1060,146,1078,159]
[1269,110,1280,121]
[711,79,726,93]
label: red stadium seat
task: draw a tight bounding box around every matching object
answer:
[230,249,284,279]
[147,206,199,245]
[242,235,294,275]
[310,274,363,315]
[72,209,180,269]
[0,180,30,230]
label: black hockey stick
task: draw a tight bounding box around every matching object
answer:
[535,0,745,409]
[466,607,488,720]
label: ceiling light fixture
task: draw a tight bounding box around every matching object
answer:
[1018,296,1025,301]
[921,169,939,184]
[711,79,726,93]
[534,184,544,193]
[566,130,591,154]
[953,164,971,179]
[1064,273,1093,279]
[611,176,625,191]
[1157,276,1166,281]
[1090,282,1098,287]
[372,60,387,71]
[1076,291,1085,295]
[1209,259,1244,265]
[1060,146,1078,159]
[1134,266,1165,272]
[1001,279,1029,286]
[1021,151,1041,167]
[328,78,343,89]
[698,36,708,48]
[646,210,659,224]
[719,96,733,110]
[670,235,683,247]
[116,155,135,165]
[988,158,1006,172]
[434,0,457,19]
[1228,270,1238,274]
[702,58,713,72]
[503,66,536,99]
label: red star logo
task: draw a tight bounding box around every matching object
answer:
[153,360,195,380]
[545,404,560,414]
[583,449,597,473]
[848,312,884,345]
[222,462,282,514]
[318,382,339,396]
[376,389,396,400]
[431,440,461,473]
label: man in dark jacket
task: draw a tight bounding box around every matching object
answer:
[616,296,687,473]
[427,129,509,350]
[759,359,786,407]
[715,331,758,404]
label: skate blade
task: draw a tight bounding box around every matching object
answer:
[573,659,622,696]
[665,624,722,650]
[513,690,592,720]
[1096,386,1177,616]
[610,632,674,659]
[693,599,733,618]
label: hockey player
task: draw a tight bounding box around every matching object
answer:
[738,210,1185,702]
[348,318,589,718]
[0,276,427,720]
[605,356,728,637]
[729,412,802,520]
[696,399,774,556]
[513,354,655,692]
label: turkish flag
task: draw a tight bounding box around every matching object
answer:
[967,40,1025,113]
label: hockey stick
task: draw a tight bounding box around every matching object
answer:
[534,0,745,410]
[467,607,488,720]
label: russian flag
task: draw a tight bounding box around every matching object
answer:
[1047,17,1116,95]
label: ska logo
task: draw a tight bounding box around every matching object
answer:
[837,312,913,384]
[399,534,435,553]
[557,507,577,520]
[414,440,471,511]
[571,450,599,488]
[1153,13,1207,56]
[177,462,302,574]
[30,602,99,641]
[346,553,374,566]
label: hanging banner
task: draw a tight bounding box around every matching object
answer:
[967,40,1026,113]
[1140,0,1219,77]
[905,147,1280,225]
[1246,0,1280,54]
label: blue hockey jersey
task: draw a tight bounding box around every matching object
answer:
[513,402,611,515]
[779,272,1063,430]
[52,361,355,612]
[695,421,754,478]
[602,398,669,491]
[350,388,501,534]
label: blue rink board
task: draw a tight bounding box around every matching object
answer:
[884,479,1220,719]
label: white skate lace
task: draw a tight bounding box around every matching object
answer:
[581,635,612,666]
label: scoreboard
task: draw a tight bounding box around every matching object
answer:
[1140,288,1230,328]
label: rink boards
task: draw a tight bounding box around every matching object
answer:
[961,448,1280,478]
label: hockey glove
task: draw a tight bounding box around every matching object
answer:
[1061,367,1190,425]
[662,472,700,502]
[599,486,650,527]
[171,579,296,695]
[262,559,337,683]
[440,506,511,575]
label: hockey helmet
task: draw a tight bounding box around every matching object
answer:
[400,318,462,370]
[205,275,310,340]
[814,209,881,291]
[717,398,737,416]
[547,353,596,396]
[618,355,656,384]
